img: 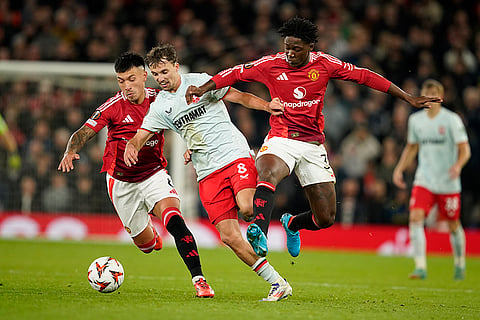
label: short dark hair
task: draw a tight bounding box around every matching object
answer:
[114,52,145,73]
[278,17,318,44]
[145,43,178,68]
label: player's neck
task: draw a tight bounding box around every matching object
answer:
[426,104,441,118]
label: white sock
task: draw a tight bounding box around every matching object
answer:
[251,258,282,284]
[409,222,427,270]
[191,275,205,285]
[450,225,466,269]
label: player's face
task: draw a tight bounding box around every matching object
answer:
[149,61,181,93]
[116,66,147,104]
[421,87,442,108]
[284,36,314,68]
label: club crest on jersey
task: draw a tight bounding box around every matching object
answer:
[439,126,445,135]
[308,69,320,81]
[191,95,200,103]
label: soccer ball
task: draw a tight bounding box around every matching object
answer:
[87,256,124,293]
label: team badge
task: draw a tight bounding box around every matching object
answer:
[259,146,268,152]
[439,126,445,135]
[90,110,101,120]
[308,69,319,81]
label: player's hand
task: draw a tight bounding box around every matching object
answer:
[392,168,406,189]
[58,152,80,172]
[408,96,443,109]
[268,97,284,116]
[185,85,205,105]
[124,142,139,167]
[448,164,462,179]
[183,149,193,165]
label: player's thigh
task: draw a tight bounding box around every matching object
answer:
[198,172,238,225]
[294,143,336,187]
[141,169,180,213]
[235,188,255,216]
[229,157,257,215]
[106,174,149,237]
[436,193,461,221]
[256,137,295,184]
[409,186,434,222]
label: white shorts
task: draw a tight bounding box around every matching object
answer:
[106,169,180,237]
[257,136,336,187]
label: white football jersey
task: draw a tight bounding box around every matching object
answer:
[407,107,469,193]
[141,73,252,181]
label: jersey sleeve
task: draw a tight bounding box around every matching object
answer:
[324,54,391,93]
[451,113,469,144]
[407,115,418,144]
[84,101,113,133]
[141,100,172,132]
[199,73,230,101]
[211,57,267,89]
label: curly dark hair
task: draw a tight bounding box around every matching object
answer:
[114,52,145,73]
[278,17,318,44]
[145,43,178,67]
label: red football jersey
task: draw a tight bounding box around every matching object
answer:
[85,88,167,183]
[212,52,392,144]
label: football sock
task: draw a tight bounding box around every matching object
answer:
[287,210,321,232]
[409,222,427,270]
[163,208,203,278]
[450,225,466,269]
[136,236,157,253]
[251,257,282,284]
[252,182,276,235]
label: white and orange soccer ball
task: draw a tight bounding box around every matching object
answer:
[87,256,124,293]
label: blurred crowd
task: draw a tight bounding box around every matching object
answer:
[0,0,479,228]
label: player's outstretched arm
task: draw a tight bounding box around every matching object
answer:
[387,83,442,109]
[124,129,153,167]
[58,125,96,172]
[185,80,216,104]
[393,143,419,189]
[224,88,284,115]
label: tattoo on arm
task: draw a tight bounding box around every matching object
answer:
[66,126,96,153]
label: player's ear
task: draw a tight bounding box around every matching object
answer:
[143,70,148,81]
[175,62,180,72]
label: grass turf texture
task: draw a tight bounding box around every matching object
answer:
[0,239,478,320]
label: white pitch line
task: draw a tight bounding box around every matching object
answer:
[295,281,476,293]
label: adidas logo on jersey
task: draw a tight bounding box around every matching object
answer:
[122,115,134,123]
[276,73,289,81]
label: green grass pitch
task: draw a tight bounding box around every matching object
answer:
[0,239,478,320]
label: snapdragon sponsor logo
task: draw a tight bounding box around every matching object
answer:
[283,99,322,109]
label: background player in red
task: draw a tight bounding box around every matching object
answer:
[186,17,442,258]
[58,52,214,297]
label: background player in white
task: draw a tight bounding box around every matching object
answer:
[185,17,442,258]
[124,44,292,301]
[58,52,214,297]
[393,79,471,280]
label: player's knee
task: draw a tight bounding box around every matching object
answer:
[238,207,253,221]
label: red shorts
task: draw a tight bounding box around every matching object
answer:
[409,186,461,220]
[198,157,257,225]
